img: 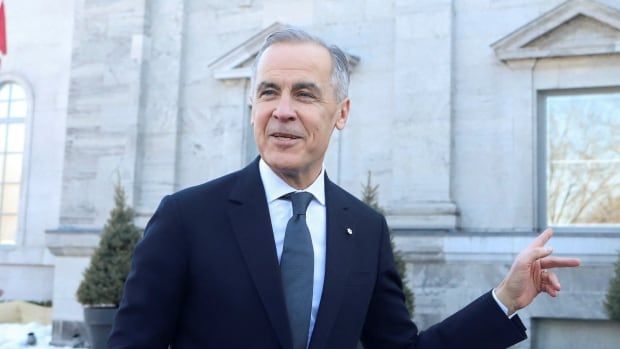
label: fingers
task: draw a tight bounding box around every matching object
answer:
[526,228,581,268]
[540,256,581,269]
[542,284,559,297]
[529,228,554,248]
[545,270,561,290]
[526,246,553,263]
[541,270,561,297]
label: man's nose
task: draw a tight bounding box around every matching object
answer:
[273,95,296,121]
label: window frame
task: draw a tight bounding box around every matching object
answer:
[0,74,35,247]
[537,87,620,233]
[243,78,259,165]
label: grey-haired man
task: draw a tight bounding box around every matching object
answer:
[109,28,580,349]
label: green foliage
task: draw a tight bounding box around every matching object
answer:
[605,252,620,321]
[76,184,141,307]
[27,300,52,307]
[361,172,415,316]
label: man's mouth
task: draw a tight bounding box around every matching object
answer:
[271,132,301,140]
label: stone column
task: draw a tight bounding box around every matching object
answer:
[391,0,457,230]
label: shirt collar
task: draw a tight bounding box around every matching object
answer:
[259,158,326,206]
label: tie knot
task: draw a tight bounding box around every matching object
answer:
[287,191,314,216]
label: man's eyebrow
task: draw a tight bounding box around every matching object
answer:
[256,81,280,92]
[292,82,322,95]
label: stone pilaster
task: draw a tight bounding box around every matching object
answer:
[60,0,150,228]
[391,0,457,230]
[133,0,185,226]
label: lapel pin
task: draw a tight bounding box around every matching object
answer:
[346,228,353,235]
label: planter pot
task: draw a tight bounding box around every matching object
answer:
[83,307,117,349]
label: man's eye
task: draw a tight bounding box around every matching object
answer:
[259,90,276,97]
[298,92,316,99]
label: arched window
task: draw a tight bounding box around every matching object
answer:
[0,82,27,244]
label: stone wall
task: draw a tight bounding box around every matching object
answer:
[1,0,619,348]
[0,0,75,301]
[396,231,620,348]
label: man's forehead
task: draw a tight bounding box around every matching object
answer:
[256,42,332,77]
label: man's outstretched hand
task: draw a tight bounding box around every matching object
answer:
[495,228,581,316]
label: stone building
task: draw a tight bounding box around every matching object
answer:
[1,0,619,347]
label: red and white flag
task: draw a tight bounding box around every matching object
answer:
[0,0,7,56]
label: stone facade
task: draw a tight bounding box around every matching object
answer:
[1,0,620,348]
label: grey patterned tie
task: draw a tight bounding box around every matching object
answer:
[280,191,314,349]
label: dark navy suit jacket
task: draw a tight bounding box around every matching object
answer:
[108,158,527,348]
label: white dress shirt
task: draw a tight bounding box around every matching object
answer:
[258,159,326,343]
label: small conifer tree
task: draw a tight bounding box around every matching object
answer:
[605,252,620,321]
[76,184,141,307]
[361,172,415,315]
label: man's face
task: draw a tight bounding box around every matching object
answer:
[251,42,349,187]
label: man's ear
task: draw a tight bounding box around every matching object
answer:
[335,98,350,130]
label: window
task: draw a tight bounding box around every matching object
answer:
[541,89,620,228]
[244,104,259,164]
[0,82,27,244]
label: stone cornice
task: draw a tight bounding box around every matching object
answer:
[45,228,102,257]
[492,0,620,61]
[387,202,459,230]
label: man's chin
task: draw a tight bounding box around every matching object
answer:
[263,156,301,174]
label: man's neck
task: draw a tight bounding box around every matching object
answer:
[261,160,323,190]
[273,168,321,190]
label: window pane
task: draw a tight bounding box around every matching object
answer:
[245,105,259,163]
[0,102,8,118]
[0,214,17,244]
[4,154,22,182]
[2,184,20,213]
[11,85,26,100]
[546,92,620,226]
[0,155,4,182]
[0,124,6,152]
[10,100,27,118]
[7,124,25,152]
[0,85,9,101]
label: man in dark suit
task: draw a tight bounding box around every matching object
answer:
[108,28,580,349]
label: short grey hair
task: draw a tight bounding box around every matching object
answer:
[251,27,350,102]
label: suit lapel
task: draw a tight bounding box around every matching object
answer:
[228,159,292,349]
[309,176,355,349]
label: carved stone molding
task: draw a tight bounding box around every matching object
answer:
[45,228,101,257]
[492,0,620,61]
[208,22,360,80]
[387,202,458,231]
